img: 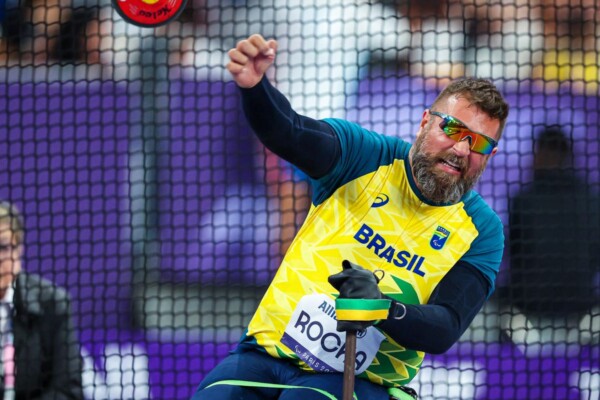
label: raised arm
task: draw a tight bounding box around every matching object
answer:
[227,34,340,179]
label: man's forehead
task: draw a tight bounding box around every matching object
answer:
[439,96,501,140]
[439,95,477,113]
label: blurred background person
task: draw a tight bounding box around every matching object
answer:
[501,127,600,348]
[390,0,469,87]
[0,201,83,399]
[533,0,599,94]
[0,0,72,66]
[463,0,544,83]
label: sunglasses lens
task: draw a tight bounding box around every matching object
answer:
[440,119,460,135]
[442,119,468,135]
[471,138,493,154]
[442,119,494,155]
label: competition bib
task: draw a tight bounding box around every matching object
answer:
[280,294,385,374]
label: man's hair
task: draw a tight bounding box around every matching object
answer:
[432,78,510,138]
[0,201,24,246]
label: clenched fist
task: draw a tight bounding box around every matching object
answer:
[226,34,278,89]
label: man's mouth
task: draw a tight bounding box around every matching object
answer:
[438,158,463,174]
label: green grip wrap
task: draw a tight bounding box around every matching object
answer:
[335,298,391,321]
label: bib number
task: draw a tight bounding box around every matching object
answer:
[281,294,385,374]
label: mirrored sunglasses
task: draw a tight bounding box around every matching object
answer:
[430,111,498,155]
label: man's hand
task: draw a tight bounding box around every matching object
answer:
[226,34,277,89]
[329,260,388,332]
[329,260,383,300]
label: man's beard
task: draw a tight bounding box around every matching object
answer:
[411,132,486,204]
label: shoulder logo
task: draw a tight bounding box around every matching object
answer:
[113,0,188,27]
[372,194,389,208]
[430,226,450,250]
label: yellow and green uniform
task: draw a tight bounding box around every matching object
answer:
[239,118,504,388]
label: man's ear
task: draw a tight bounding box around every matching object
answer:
[416,109,430,137]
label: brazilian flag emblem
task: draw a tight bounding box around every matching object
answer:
[430,226,450,250]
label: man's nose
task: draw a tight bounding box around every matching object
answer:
[453,137,472,157]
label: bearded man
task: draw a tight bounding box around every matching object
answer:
[193,34,509,400]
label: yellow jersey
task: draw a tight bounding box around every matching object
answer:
[239,118,504,387]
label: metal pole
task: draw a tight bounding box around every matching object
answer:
[343,330,357,400]
[130,35,169,326]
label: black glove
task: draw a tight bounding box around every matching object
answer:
[328,260,383,300]
[328,260,385,332]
